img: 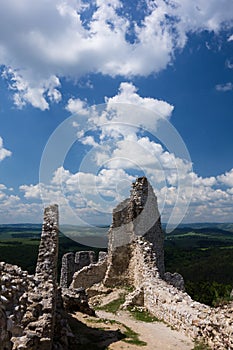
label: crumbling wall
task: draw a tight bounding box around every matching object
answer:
[126,237,233,350]
[131,177,165,277]
[0,204,96,350]
[11,204,59,350]
[71,256,108,290]
[60,253,75,289]
[0,262,36,343]
[103,177,233,349]
[0,305,12,350]
[60,251,96,288]
[104,177,164,286]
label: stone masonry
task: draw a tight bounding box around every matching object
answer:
[0,204,90,350]
[69,177,233,349]
[127,237,233,349]
[11,204,59,350]
[60,251,96,288]
[1,180,232,349]
[104,176,164,286]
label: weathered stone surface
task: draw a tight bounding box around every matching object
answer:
[98,251,107,262]
[0,305,12,349]
[164,272,185,291]
[60,251,97,288]
[1,179,233,350]
[104,177,165,286]
[60,253,75,289]
[71,257,108,290]
[122,288,144,309]
[12,204,60,350]
[0,204,94,350]
[75,251,96,269]
[131,237,233,350]
[62,288,95,316]
[131,177,165,277]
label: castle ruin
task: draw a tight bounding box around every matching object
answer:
[0,178,233,349]
[63,177,233,350]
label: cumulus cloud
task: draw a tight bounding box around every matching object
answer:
[19,184,42,199]
[66,98,89,115]
[0,0,233,109]
[87,82,174,141]
[106,82,174,119]
[2,68,61,110]
[0,137,12,161]
[3,164,233,225]
[217,168,233,187]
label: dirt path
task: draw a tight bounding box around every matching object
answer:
[97,310,194,350]
[71,310,194,350]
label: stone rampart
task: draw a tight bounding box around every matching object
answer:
[128,237,233,350]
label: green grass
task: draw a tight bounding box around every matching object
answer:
[192,340,211,350]
[128,306,160,322]
[123,325,147,346]
[86,317,147,347]
[96,294,126,314]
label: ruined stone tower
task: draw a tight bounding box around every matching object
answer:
[104,177,164,286]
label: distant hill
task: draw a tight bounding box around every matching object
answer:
[175,222,233,232]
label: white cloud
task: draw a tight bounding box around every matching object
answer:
[217,168,233,187]
[89,82,174,140]
[215,82,233,92]
[0,0,233,109]
[20,184,41,199]
[66,98,89,115]
[65,82,174,145]
[228,34,233,41]
[81,136,98,147]
[106,82,174,119]
[2,165,233,225]
[3,68,61,110]
[0,137,12,161]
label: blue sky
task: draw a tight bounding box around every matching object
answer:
[0,0,233,227]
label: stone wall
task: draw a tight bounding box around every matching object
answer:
[131,177,165,277]
[71,256,108,290]
[128,237,233,350]
[66,177,233,349]
[0,262,36,350]
[60,251,96,288]
[11,204,59,350]
[104,177,164,286]
[0,305,12,350]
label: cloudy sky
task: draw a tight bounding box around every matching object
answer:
[0,0,233,228]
